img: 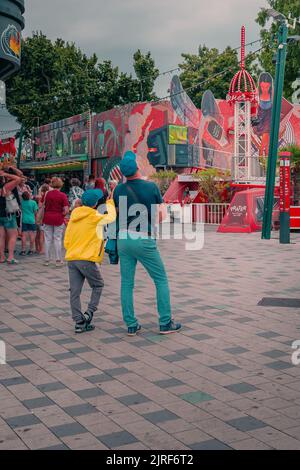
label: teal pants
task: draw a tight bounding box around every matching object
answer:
[118,237,172,328]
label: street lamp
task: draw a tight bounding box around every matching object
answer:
[261,9,300,243]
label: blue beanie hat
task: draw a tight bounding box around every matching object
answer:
[82,189,104,207]
[120,151,138,177]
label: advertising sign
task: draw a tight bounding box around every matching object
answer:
[279,154,291,213]
[169,124,188,145]
[0,1,25,80]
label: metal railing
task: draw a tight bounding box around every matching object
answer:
[167,203,230,225]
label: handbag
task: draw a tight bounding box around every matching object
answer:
[105,238,119,265]
[5,193,20,215]
[36,191,49,225]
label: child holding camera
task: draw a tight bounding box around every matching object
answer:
[64,189,116,334]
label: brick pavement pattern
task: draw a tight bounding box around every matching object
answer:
[0,229,300,450]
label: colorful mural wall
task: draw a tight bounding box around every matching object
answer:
[30,111,90,164]
[91,100,200,180]
[90,75,300,180]
[24,74,300,180]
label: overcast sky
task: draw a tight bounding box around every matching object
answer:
[24,0,269,97]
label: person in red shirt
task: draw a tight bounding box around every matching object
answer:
[43,177,69,267]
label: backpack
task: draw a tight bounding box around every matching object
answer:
[5,193,20,214]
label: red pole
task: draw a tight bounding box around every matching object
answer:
[241,26,245,69]
[279,151,291,244]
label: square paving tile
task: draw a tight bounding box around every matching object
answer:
[143,410,179,424]
[63,404,97,417]
[76,388,105,399]
[261,350,286,359]
[256,331,281,339]
[6,414,41,428]
[162,354,185,363]
[258,298,300,308]
[118,394,150,406]
[189,334,212,341]
[190,439,232,450]
[104,368,129,377]
[102,337,123,344]
[68,346,92,354]
[227,416,267,432]
[180,391,215,404]
[37,382,66,393]
[113,356,138,364]
[211,363,241,373]
[15,344,39,351]
[178,348,200,356]
[1,376,29,387]
[50,423,87,438]
[87,374,112,384]
[22,397,55,409]
[40,444,69,450]
[265,361,293,370]
[52,353,75,361]
[54,338,77,345]
[224,347,249,354]
[98,431,138,448]
[154,378,184,388]
[8,359,33,367]
[235,317,254,323]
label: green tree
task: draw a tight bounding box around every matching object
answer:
[256,1,300,100]
[133,49,159,101]
[5,32,160,130]
[178,45,249,107]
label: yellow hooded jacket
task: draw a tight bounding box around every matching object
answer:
[64,199,116,263]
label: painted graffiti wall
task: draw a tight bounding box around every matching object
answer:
[32,112,90,163]
[90,78,300,180]
[91,100,200,180]
[25,74,300,180]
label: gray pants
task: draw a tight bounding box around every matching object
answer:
[44,224,64,261]
[68,261,104,323]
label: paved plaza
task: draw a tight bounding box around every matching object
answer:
[0,228,300,450]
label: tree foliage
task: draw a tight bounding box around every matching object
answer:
[178,45,249,107]
[256,0,300,100]
[149,169,177,195]
[5,32,159,130]
[193,168,231,203]
[133,49,159,101]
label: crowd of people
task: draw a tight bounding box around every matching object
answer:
[0,167,117,266]
[0,156,181,336]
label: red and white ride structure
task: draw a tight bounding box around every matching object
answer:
[227,26,258,182]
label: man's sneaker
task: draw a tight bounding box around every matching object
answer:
[160,320,182,335]
[83,311,93,325]
[75,321,95,334]
[127,324,141,336]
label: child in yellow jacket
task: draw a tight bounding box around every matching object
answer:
[64,189,116,334]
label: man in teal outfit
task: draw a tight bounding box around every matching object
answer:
[113,151,181,336]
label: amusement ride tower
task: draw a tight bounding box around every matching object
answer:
[227,26,257,182]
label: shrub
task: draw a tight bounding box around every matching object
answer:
[149,170,177,195]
